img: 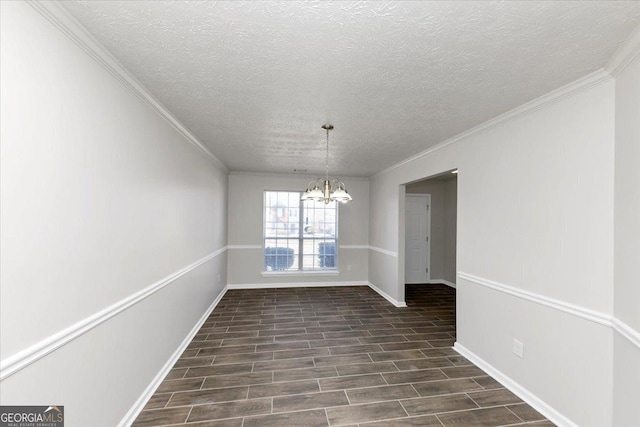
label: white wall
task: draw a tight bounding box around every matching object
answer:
[406,177,457,284]
[369,76,617,426]
[613,50,640,426]
[0,2,228,426]
[227,172,369,286]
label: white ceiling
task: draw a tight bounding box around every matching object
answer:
[61,1,640,177]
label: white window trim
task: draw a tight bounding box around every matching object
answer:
[263,190,339,272]
[261,270,341,277]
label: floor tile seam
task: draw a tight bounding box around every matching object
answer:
[181,406,193,425]
[257,342,311,352]
[220,338,275,347]
[168,390,255,409]
[404,401,505,419]
[356,337,410,345]
[258,318,306,325]
[175,394,273,411]
[191,375,264,391]
[381,371,390,386]
[464,390,484,408]
[504,404,528,424]
[498,423,538,427]
[399,386,489,402]
[341,388,352,406]
[471,377,498,390]
[380,374,458,388]
[346,387,428,406]
[396,398,412,419]
[413,399,544,420]
[512,421,554,426]
[272,365,342,384]
[333,381,419,397]
[408,383,421,400]
[271,396,351,414]
[161,391,176,409]
[439,368,484,380]
[433,413,447,426]
[463,399,527,413]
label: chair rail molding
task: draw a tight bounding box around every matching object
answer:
[368,245,399,258]
[458,271,640,350]
[458,272,611,327]
[0,247,228,380]
[339,245,370,249]
[612,317,640,350]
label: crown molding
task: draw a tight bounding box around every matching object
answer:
[229,170,369,181]
[26,1,228,172]
[605,22,640,76]
[373,68,612,178]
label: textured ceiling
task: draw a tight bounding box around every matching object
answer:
[61,1,640,177]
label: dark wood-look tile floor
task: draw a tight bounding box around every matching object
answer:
[133,284,554,426]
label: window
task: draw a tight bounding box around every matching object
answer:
[264,191,338,272]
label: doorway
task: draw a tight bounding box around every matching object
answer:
[404,172,457,288]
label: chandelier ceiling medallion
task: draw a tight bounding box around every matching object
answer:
[301,124,352,204]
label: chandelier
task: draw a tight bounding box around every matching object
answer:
[301,124,352,204]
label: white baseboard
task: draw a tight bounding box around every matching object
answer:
[227,281,369,289]
[368,282,407,308]
[425,280,457,289]
[453,342,577,427]
[118,287,228,427]
[226,281,407,308]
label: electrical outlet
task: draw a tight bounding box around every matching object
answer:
[513,339,524,358]
[217,274,221,283]
[347,264,352,272]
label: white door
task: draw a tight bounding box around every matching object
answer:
[405,194,430,284]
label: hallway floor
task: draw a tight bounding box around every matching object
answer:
[132,284,554,426]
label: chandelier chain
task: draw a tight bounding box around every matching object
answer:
[325,126,330,182]
[300,124,351,204]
